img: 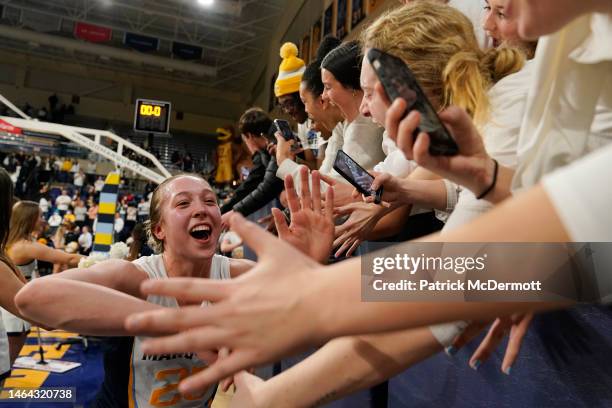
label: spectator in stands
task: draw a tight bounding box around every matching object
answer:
[63,210,76,225]
[63,222,79,245]
[113,212,124,242]
[87,201,98,230]
[220,122,272,215]
[47,210,62,235]
[77,226,92,256]
[38,195,49,220]
[143,181,155,199]
[220,108,284,223]
[94,176,104,193]
[73,198,87,230]
[137,197,150,223]
[183,152,193,172]
[219,229,243,259]
[55,189,71,217]
[73,168,85,196]
[275,42,318,169]
[171,150,182,168]
[125,202,138,235]
[127,223,153,261]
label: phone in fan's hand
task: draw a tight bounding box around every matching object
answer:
[333,150,383,204]
[367,48,459,156]
[273,119,296,142]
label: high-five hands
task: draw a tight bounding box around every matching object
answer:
[125,213,328,395]
[272,167,335,263]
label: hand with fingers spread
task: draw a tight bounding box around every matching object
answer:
[447,313,533,374]
[333,201,387,258]
[272,166,335,263]
[124,213,327,395]
[379,82,500,199]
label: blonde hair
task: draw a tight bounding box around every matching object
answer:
[362,1,525,126]
[144,173,212,254]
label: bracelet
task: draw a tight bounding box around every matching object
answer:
[476,158,498,200]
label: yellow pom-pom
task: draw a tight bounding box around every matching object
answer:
[280,42,298,59]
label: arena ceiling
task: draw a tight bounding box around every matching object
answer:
[0,0,295,92]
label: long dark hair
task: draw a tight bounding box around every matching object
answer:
[302,36,342,97]
[0,167,23,282]
[320,40,362,91]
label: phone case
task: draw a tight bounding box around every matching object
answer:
[367,48,458,156]
[273,119,295,142]
[333,150,383,204]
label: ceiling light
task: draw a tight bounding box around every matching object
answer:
[198,0,214,6]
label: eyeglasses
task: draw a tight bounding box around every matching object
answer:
[278,97,300,112]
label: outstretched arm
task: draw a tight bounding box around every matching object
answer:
[232,327,440,408]
[26,241,83,268]
[123,184,572,391]
[16,259,160,336]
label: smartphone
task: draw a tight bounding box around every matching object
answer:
[367,48,459,156]
[333,150,383,204]
[273,119,296,142]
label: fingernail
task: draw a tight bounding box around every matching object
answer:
[471,360,482,370]
[445,346,457,356]
[503,366,512,375]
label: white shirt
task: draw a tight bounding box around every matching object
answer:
[543,143,612,242]
[513,13,612,191]
[74,173,84,187]
[127,207,138,222]
[55,195,72,211]
[297,120,321,152]
[373,131,417,178]
[48,214,62,227]
[317,122,345,181]
[39,197,49,213]
[137,201,150,217]
[543,143,612,304]
[444,61,534,231]
[78,232,92,250]
[277,116,385,194]
[74,206,87,222]
[114,217,124,233]
[340,115,386,171]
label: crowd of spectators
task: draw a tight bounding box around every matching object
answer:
[0,151,154,271]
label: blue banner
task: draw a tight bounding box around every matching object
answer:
[172,42,203,60]
[124,32,159,52]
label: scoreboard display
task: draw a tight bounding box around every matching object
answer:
[133,99,171,134]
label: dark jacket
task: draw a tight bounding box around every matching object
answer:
[220,150,266,214]
[232,153,284,217]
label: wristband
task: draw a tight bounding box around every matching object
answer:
[476,159,498,200]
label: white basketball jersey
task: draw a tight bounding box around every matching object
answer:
[129,254,231,408]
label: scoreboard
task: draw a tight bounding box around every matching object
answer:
[133,99,171,134]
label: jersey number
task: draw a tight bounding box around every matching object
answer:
[149,367,206,407]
